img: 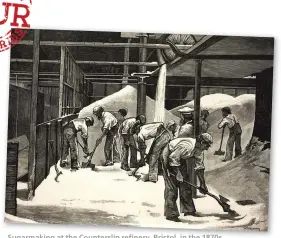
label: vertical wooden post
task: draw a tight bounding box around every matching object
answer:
[122,38,131,88]
[45,123,51,178]
[6,142,19,215]
[56,120,61,163]
[73,64,77,114]
[58,46,66,117]
[194,60,202,137]
[27,29,40,200]
[137,34,147,116]
[15,74,19,137]
[193,59,203,198]
[104,83,107,97]
[179,87,183,106]
[57,119,63,163]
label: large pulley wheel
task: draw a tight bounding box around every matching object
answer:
[161,34,197,62]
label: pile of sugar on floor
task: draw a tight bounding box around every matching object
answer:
[16,162,264,230]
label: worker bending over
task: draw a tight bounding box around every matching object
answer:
[218,107,242,162]
[93,106,119,166]
[119,115,146,171]
[61,116,94,171]
[131,122,171,182]
[161,133,213,222]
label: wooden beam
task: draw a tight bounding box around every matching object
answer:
[10,58,158,66]
[58,47,66,117]
[26,82,59,87]
[11,75,256,88]
[27,29,40,200]
[10,77,59,81]
[150,76,257,87]
[15,40,193,49]
[10,54,273,67]
[10,71,59,76]
[185,54,274,60]
[11,59,60,64]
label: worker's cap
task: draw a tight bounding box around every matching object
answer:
[93,106,104,114]
[85,116,94,125]
[118,108,128,117]
[166,120,176,128]
[178,107,194,114]
[201,109,210,116]
[199,133,213,145]
[221,106,231,114]
[136,114,146,125]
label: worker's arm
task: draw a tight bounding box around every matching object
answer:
[218,118,228,129]
[96,128,109,146]
[194,152,208,194]
[173,166,183,182]
[196,169,208,194]
[169,146,183,182]
[79,124,89,154]
[96,116,113,145]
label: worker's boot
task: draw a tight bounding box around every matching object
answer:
[222,159,232,162]
[71,160,80,171]
[104,161,114,166]
[234,153,242,158]
[121,163,130,171]
[60,159,69,168]
[184,212,199,217]
[166,216,181,222]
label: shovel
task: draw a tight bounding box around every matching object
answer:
[77,140,97,169]
[168,172,239,216]
[214,126,225,156]
[82,143,98,169]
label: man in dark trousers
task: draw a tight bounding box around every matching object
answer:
[131,122,171,183]
[119,115,146,171]
[200,109,210,133]
[93,106,118,166]
[112,108,128,163]
[61,116,94,171]
[218,107,242,161]
[161,133,213,222]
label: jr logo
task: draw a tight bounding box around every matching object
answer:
[0,0,32,52]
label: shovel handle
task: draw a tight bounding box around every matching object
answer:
[218,126,225,150]
[169,173,227,208]
[85,143,99,164]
